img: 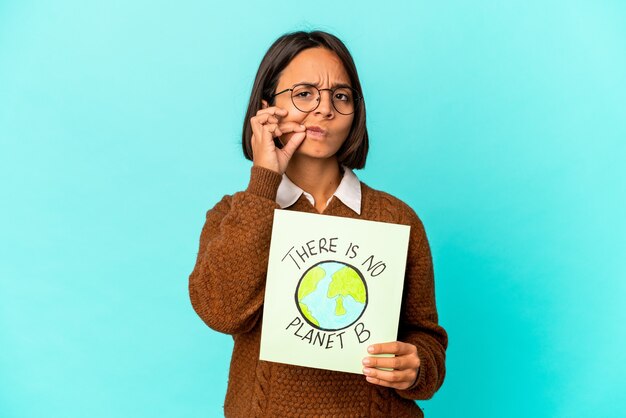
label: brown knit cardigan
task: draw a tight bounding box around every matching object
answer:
[189,166,448,417]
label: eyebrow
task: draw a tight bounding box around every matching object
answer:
[295,81,353,89]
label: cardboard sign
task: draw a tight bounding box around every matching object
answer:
[259,209,410,374]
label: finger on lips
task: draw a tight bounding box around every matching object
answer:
[279,122,306,133]
[249,107,307,161]
[254,117,304,134]
[264,122,306,139]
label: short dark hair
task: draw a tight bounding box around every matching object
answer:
[241,30,369,169]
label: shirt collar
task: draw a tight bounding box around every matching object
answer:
[276,166,362,215]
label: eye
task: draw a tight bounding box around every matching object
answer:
[334,88,353,102]
[292,85,318,100]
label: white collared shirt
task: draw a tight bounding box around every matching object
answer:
[276,166,362,215]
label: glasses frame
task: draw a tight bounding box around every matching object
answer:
[270,83,362,115]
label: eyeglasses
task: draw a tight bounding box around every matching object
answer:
[271,83,361,115]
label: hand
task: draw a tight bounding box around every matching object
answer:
[362,341,421,390]
[249,106,307,174]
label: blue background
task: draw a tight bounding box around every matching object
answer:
[1,1,625,417]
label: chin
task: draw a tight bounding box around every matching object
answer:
[295,141,341,159]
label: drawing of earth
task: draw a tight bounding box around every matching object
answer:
[295,261,368,331]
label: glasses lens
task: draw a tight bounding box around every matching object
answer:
[291,84,319,112]
[333,87,356,115]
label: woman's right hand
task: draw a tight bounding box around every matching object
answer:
[250,106,307,175]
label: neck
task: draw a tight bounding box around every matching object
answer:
[285,154,343,206]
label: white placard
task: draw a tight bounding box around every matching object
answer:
[259,209,410,374]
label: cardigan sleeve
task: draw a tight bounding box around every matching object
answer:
[394,208,448,400]
[188,165,282,335]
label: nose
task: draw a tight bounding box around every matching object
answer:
[314,89,334,117]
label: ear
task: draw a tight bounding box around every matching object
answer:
[261,99,269,109]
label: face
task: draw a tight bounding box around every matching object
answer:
[261,47,355,160]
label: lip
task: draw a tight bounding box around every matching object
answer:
[305,125,327,137]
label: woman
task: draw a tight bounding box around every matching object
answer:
[188,30,447,417]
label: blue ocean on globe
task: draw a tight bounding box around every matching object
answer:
[298,261,366,331]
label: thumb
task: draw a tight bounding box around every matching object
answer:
[281,131,306,158]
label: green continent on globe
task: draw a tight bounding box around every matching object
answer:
[297,266,325,326]
[298,266,326,300]
[334,296,347,316]
[327,266,366,303]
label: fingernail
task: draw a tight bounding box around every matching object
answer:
[362,368,371,375]
[367,346,374,353]
[300,124,305,128]
[362,358,371,366]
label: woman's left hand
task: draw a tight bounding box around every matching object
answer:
[362,341,421,390]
